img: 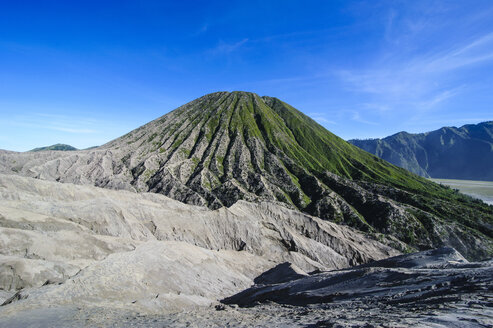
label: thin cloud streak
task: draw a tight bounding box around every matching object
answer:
[209,38,248,55]
[4,120,97,134]
[0,113,102,134]
[338,32,493,113]
[351,111,378,125]
[417,87,464,109]
[422,32,493,72]
[409,117,493,127]
[48,126,96,134]
[308,112,336,125]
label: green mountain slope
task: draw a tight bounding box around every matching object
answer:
[29,143,78,152]
[349,122,493,181]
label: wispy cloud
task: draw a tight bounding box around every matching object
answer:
[48,126,96,133]
[0,110,138,151]
[1,113,98,134]
[410,117,493,127]
[384,10,397,43]
[417,87,463,109]
[308,112,336,125]
[338,31,493,113]
[33,112,101,125]
[209,38,248,55]
[350,111,378,125]
[421,32,493,72]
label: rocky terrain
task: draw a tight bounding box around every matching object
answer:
[1,91,492,260]
[0,174,491,327]
[349,121,493,181]
[223,247,492,307]
[1,201,491,328]
[220,247,493,327]
[0,174,397,314]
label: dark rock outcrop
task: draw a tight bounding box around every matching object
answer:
[222,247,493,308]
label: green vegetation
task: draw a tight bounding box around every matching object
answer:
[142,169,156,180]
[29,144,77,152]
[172,137,185,149]
[216,156,224,172]
[191,156,200,166]
[180,148,191,157]
[147,133,158,142]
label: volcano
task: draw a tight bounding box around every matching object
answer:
[1,91,492,259]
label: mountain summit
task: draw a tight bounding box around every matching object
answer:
[1,91,492,259]
[104,91,428,209]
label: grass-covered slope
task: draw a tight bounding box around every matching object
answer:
[29,143,77,152]
[100,91,493,259]
[263,96,437,190]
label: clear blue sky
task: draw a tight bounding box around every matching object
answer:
[1,0,492,151]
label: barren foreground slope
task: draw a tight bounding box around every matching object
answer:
[0,174,492,327]
[0,174,396,313]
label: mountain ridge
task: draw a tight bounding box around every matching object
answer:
[349,121,493,180]
[29,143,77,152]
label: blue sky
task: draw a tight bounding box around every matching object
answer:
[1,0,492,151]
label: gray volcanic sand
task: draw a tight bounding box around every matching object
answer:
[0,298,491,327]
[431,178,493,205]
[0,173,399,326]
[0,174,491,327]
[1,248,492,327]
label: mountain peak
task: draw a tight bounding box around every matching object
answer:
[206,90,262,96]
[106,90,393,194]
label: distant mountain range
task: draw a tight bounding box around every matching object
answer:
[29,144,100,152]
[29,143,77,152]
[349,121,493,181]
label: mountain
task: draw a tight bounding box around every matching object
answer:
[1,91,492,260]
[349,121,493,181]
[29,143,77,152]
